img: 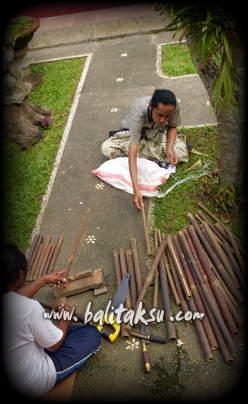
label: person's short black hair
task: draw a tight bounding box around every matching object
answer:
[2,243,28,294]
[150,89,177,109]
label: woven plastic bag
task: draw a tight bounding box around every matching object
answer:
[92,157,171,197]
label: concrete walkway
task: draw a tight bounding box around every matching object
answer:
[22,4,245,402]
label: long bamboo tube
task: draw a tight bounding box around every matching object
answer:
[126,249,137,309]
[186,224,240,337]
[197,202,240,242]
[113,250,122,287]
[225,226,246,275]
[202,221,240,288]
[134,236,168,315]
[27,235,44,280]
[130,238,143,299]
[187,214,244,306]
[42,244,56,275]
[178,229,238,355]
[152,229,160,326]
[157,247,176,341]
[47,236,63,274]
[157,230,180,306]
[184,228,234,363]
[167,248,193,326]
[53,209,90,310]
[214,222,246,258]
[141,205,151,255]
[167,235,192,300]
[174,235,219,350]
[187,293,214,362]
[119,248,132,338]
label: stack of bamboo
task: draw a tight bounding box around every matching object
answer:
[156,202,245,363]
[26,234,63,281]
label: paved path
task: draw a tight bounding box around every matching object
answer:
[21,5,245,402]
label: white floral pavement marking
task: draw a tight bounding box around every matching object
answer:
[110,108,119,112]
[95,183,105,190]
[121,53,127,57]
[126,338,139,350]
[207,100,210,105]
[176,339,185,348]
[85,235,97,244]
[116,78,124,81]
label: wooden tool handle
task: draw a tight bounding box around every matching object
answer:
[142,343,151,372]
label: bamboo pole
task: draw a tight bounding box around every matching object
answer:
[178,229,238,356]
[187,213,244,306]
[167,235,192,300]
[167,248,193,326]
[113,250,122,287]
[27,235,43,280]
[126,249,137,309]
[152,229,160,326]
[141,205,151,255]
[42,244,56,275]
[157,229,180,306]
[186,224,240,336]
[157,247,177,341]
[52,209,90,310]
[184,228,234,363]
[47,236,63,274]
[174,234,219,350]
[202,221,240,289]
[134,236,168,315]
[36,240,52,279]
[130,238,143,299]
[119,248,132,338]
[225,226,246,275]
[26,233,40,268]
[214,222,246,258]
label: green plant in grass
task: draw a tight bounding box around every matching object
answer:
[161,42,197,76]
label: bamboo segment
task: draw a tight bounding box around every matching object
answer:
[27,234,40,267]
[152,229,160,326]
[134,236,168,315]
[187,214,244,306]
[225,226,246,275]
[141,205,151,255]
[113,250,122,288]
[179,228,238,355]
[42,244,56,275]
[53,209,90,310]
[167,249,192,326]
[167,235,192,300]
[187,294,214,362]
[28,243,44,280]
[126,249,137,309]
[202,221,240,288]
[36,239,52,279]
[47,237,63,274]
[27,235,44,280]
[130,238,143,298]
[157,229,180,306]
[119,248,132,310]
[157,247,177,341]
[174,234,219,350]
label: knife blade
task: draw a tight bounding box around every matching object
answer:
[140,323,151,372]
[130,330,167,343]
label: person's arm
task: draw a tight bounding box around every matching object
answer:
[166,126,178,165]
[46,302,72,352]
[18,270,68,298]
[129,143,144,209]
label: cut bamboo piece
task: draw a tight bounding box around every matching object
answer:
[47,236,63,274]
[174,234,219,350]
[42,244,56,275]
[141,205,151,256]
[157,229,180,306]
[130,238,143,298]
[167,235,192,300]
[126,249,137,309]
[27,235,44,280]
[53,209,90,310]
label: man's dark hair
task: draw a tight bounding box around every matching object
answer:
[150,89,177,109]
[2,243,28,294]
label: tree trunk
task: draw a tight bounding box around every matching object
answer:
[185,33,245,196]
[2,20,52,149]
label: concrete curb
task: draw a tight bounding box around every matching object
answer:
[29,14,169,50]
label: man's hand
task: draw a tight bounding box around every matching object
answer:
[166,148,178,166]
[45,270,68,288]
[133,189,144,210]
